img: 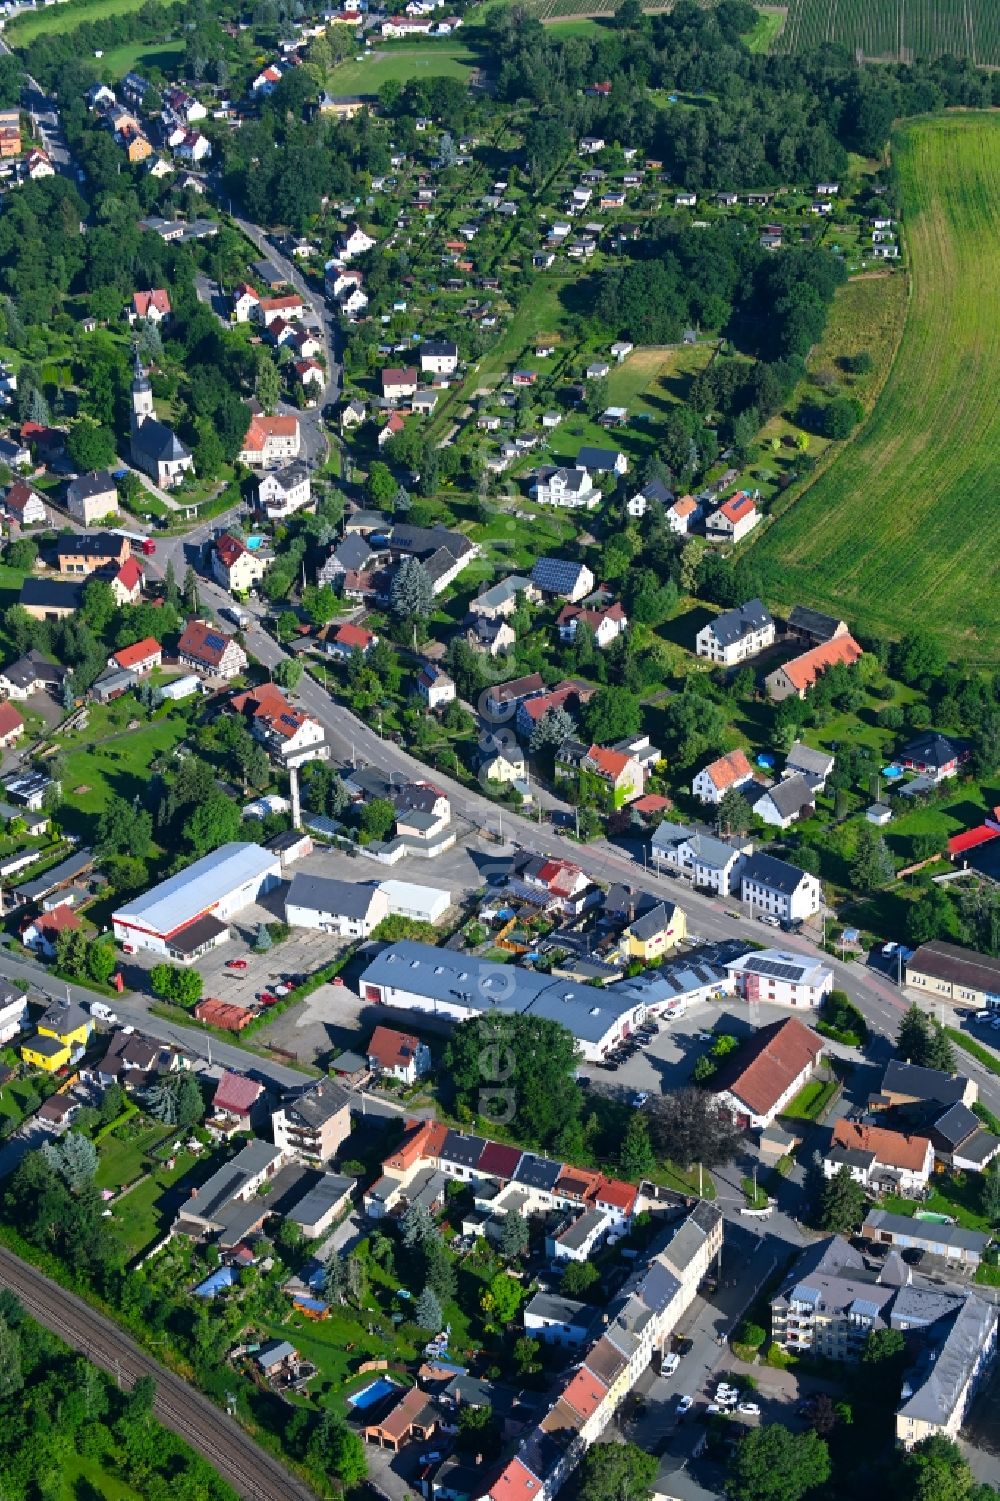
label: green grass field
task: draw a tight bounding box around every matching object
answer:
[58,700,194,837]
[58,1457,143,1501]
[326,41,477,95]
[756,114,1000,662]
[4,0,154,46]
[96,39,183,78]
[779,0,1000,63]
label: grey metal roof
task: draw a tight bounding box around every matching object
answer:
[786,741,835,776]
[514,1153,562,1192]
[66,471,116,504]
[897,1295,998,1426]
[287,1173,354,1229]
[421,339,458,357]
[285,872,383,921]
[627,901,677,942]
[650,821,744,870]
[471,575,531,611]
[705,598,772,648]
[890,1284,963,1329]
[15,849,93,902]
[864,1209,991,1255]
[636,1260,681,1314]
[331,534,373,571]
[132,416,191,463]
[557,1209,605,1251]
[576,444,622,472]
[787,605,845,640]
[38,1000,90,1035]
[441,1131,486,1169]
[113,843,277,937]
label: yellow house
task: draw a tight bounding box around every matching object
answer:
[21,1034,71,1072]
[622,900,687,962]
[22,1000,92,1072]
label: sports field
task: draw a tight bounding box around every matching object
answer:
[325,41,476,94]
[779,0,1000,63]
[756,114,1000,662]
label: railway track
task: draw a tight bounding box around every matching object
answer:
[0,1246,319,1501]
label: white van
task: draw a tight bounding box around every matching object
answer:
[89,1001,119,1025]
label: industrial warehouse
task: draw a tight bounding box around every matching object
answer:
[112,842,283,960]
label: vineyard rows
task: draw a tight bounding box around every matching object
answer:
[524,0,700,19]
[779,0,1000,65]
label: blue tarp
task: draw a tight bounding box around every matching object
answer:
[193,1266,238,1298]
[292,1295,328,1314]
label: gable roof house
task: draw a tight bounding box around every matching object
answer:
[706,491,759,543]
[692,748,755,805]
[516,682,593,743]
[695,600,775,666]
[899,732,970,783]
[714,1017,824,1129]
[367,1025,431,1084]
[786,605,849,648]
[177,619,248,679]
[765,634,864,702]
[535,466,599,510]
[212,532,268,594]
[530,558,595,603]
[576,444,628,476]
[66,471,118,526]
[750,773,816,829]
[556,601,628,649]
[238,414,302,468]
[231,682,328,768]
[824,1119,935,1194]
[4,482,48,527]
[740,850,821,922]
[257,462,311,521]
[128,289,171,326]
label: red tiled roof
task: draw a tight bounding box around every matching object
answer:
[948,826,1000,856]
[561,1366,609,1422]
[381,367,417,387]
[671,495,697,517]
[477,1141,523,1179]
[778,634,863,692]
[178,618,238,668]
[831,1119,931,1172]
[332,623,374,650]
[260,294,304,312]
[488,1458,544,1501]
[586,744,633,780]
[0,702,24,738]
[632,793,672,814]
[113,636,161,670]
[519,685,578,723]
[114,556,144,593]
[6,482,38,514]
[194,998,254,1031]
[212,1070,263,1115]
[554,1165,601,1201]
[715,1017,824,1117]
[594,1176,638,1214]
[30,902,81,939]
[702,748,753,791]
[720,491,755,523]
[368,1025,421,1071]
[215,532,246,568]
[133,289,171,317]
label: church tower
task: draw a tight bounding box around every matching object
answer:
[130,347,154,434]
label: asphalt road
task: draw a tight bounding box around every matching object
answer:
[0,1245,319,1501]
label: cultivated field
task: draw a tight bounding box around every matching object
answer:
[779,0,1000,64]
[756,114,1000,662]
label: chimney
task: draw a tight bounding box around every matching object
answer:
[289,765,302,830]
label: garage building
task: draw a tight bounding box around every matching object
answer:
[379,879,451,925]
[112,842,282,960]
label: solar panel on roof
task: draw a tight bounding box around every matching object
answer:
[744,957,805,982]
[205,632,226,651]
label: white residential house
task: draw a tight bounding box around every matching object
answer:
[695,600,775,666]
[419,339,459,375]
[232,286,261,323]
[692,749,755,805]
[740,852,821,923]
[535,467,599,509]
[650,823,749,896]
[257,463,311,521]
[336,223,376,261]
[726,949,832,1010]
[823,1120,934,1195]
[706,491,759,544]
[417,665,456,709]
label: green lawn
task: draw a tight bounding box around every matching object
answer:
[5,0,153,45]
[881,1172,992,1234]
[95,1121,174,1192]
[744,8,785,51]
[781,1078,839,1121]
[57,1456,143,1501]
[96,39,184,78]
[755,114,1000,660]
[57,700,195,837]
[326,41,477,95]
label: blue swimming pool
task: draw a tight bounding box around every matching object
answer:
[246,535,267,551]
[347,1377,399,1410]
[882,764,904,779]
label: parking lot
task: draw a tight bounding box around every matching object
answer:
[578,945,832,1102]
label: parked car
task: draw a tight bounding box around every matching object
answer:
[631,1092,649,1108]
[738,1402,761,1416]
[662,1352,680,1375]
[225,959,248,971]
[676,1395,693,1414]
[757,914,780,928]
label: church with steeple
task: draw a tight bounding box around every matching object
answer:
[130,351,194,489]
